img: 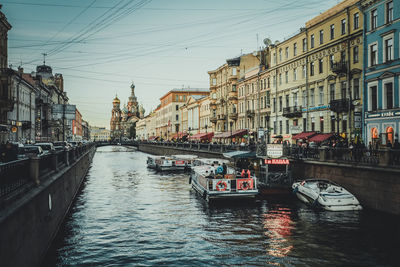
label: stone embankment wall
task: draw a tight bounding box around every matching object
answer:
[0,146,96,267]
[292,160,400,215]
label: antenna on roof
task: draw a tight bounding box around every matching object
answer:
[42,53,47,65]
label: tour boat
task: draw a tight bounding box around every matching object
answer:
[154,156,188,171]
[189,165,258,202]
[292,179,362,211]
[192,158,230,167]
[146,156,160,169]
[172,154,198,169]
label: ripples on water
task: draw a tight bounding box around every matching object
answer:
[44,146,399,267]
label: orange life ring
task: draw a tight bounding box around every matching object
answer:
[216,180,228,191]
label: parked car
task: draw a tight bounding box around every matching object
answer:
[33,143,55,154]
[24,146,44,157]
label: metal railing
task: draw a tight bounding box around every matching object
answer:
[0,143,95,207]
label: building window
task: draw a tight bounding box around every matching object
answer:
[319,59,323,73]
[329,54,334,68]
[273,53,276,64]
[286,120,289,134]
[303,118,307,132]
[285,47,289,59]
[330,83,335,101]
[310,34,314,48]
[176,114,179,121]
[293,68,297,81]
[330,24,335,39]
[341,81,347,99]
[341,19,346,35]
[302,90,307,107]
[279,121,282,134]
[320,116,324,132]
[387,1,393,23]
[279,49,282,62]
[273,97,276,112]
[293,92,298,106]
[353,78,360,100]
[302,38,307,52]
[319,86,324,105]
[285,71,288,83]
[232,84,237,91]
[293,43,297,56]
[353,46,359,63]
[212,78,216,85]
[266,91,270,105]
[342,119,347,132]
[370,43,378,66]
[274,121,277,134]
[369,85,378,111]
[285,95,290,107]
[279,96,283,112]
[310,62,314,76]
[384,37,393,62]
[319,30,324,44]
[310,88,315,106]
[302,65,306,78]
[176,105,179,110]
[384,82,393,109]
[341,50,346,62]
[387,127,394,144]
[267,78,270,88]
[354,12,359,29]
[279,73,282,85]
[371,9,377,30]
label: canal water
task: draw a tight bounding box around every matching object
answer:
[44,146,399,266]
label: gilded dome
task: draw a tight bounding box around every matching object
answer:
[113,95,120,104]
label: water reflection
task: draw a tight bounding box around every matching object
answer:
[43,146,399,267]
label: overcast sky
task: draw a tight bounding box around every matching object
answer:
[3,0,339,128]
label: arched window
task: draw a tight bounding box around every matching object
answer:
[387,127,394,144]
[371,127,378,139]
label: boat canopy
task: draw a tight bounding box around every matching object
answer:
[223,150,256,158]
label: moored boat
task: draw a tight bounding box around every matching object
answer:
[190,165,258,202]
[155,156,187,171]
[172,154,198,169]
[292,179,362,211]
[147,155,161,169]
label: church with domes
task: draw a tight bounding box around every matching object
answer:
[110,82,145,140]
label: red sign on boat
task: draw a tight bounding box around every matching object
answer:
[175,160,185,165]
[264,159,290,165]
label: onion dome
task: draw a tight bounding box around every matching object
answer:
[113,95,120,104]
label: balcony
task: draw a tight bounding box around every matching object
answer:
[228,91,238,101]
[282,106,302,118]
[217,114,226,121]
[331,61,347,74]
[329,98,352,113]
[229,111,238,120]
[210,115,218,123]
[246,110,255,118]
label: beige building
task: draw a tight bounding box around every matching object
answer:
[90,126,110,141]
[155,88,209,140]
[237,51,271,141]
[269,0,363,143]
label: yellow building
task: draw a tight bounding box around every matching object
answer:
[269,0,363,143]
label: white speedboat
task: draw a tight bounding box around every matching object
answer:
[292,179,362,211]
[190,165,258,202]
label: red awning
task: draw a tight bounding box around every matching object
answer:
[214,131,230,138]
[189,132,214,140]
[292,131,317,140]
[228,129,248,138]
[308,133,333,143]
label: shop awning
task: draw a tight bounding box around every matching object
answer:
[214,131,230,138]
[228,129,248,138]
[223,150,257,159]
[189,132,214,140]
[308,133,334,143]
[292,131,317,140]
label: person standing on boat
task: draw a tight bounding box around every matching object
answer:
[222,163,227,178]
[216,164,223,175]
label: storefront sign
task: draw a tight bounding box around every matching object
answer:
[302,105,330,112]
[366,110,400,119]
[264,159,290,165]
[266,144,283,158]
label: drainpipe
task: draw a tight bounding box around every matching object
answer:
[346,7,352,140]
